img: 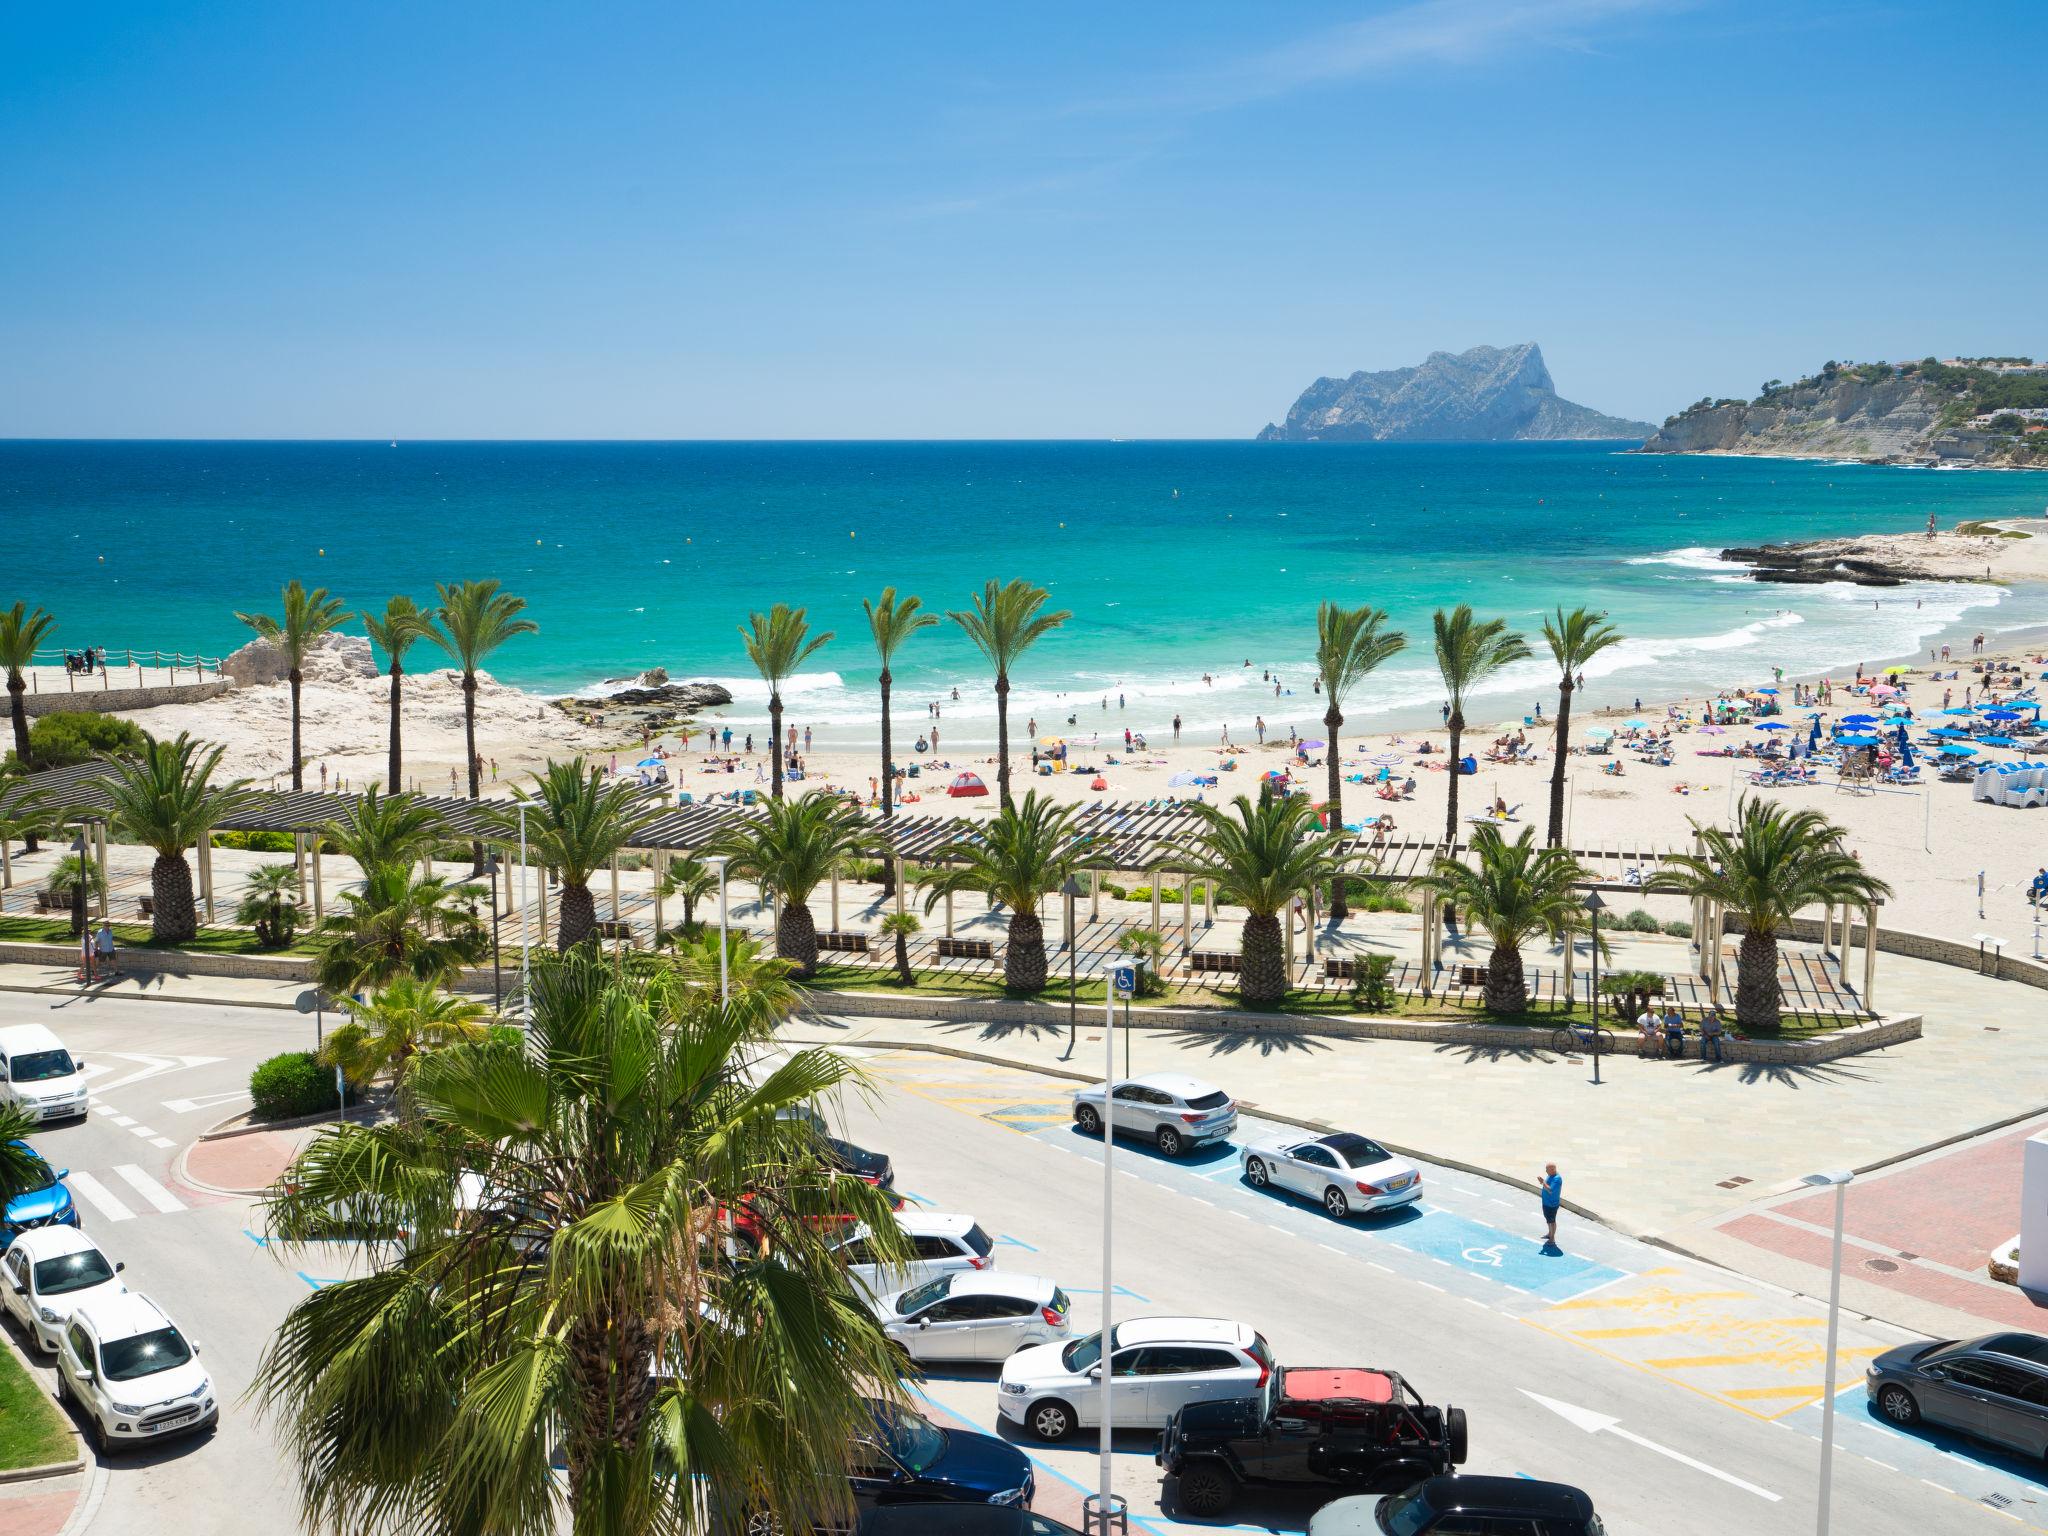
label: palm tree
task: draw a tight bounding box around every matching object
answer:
[1416,825,1589,1014]
[740,604,833,800]
[919,792,1093,992]
[317,976,487,1114]
[655,854,718,932]
[0,601,56,785]
[361,597,444,793]
[434,579,537,863]
[949,580,1070,810]
[312,864,488,996]
[319,785,445,877]
[490,761,656,951]
[1649,797,1892,1030]
[92,733,248,942]
[714,793,870,978]
[1177,795,1346,1008]
[1314,601,1406,918]
[46,849,108,937]
[1539,607,1623,848]
[863,589,938,822]
[234,862,302,949]
[661,925,801,1018]
[0,1104,48,1206]
[236,580,349,792]
[256,949,905,1536]
[879,910,921,986]
[0,790,49,888]
[1432,606,1530,843]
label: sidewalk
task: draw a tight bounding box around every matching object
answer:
[0,961,306,1010]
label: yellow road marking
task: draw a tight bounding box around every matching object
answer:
[1547,1286,1755,1313]
[1516,1316,1778,1424]
[1724,1384,1831,1402]
[1646,1346,1886,1371]
[1573,1318,1825,1341]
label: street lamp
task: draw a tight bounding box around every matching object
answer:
[69,825,90,981]
[1085,961,1135,1536]
[1583,889,1606,1086]
[704,854,731,1006]
[1803,1168,1854,1536]
[1060,875,1084,1060]
[483,852,503,1016]
[516,802,532,1028]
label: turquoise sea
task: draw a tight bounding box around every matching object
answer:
[6,440,2047,745]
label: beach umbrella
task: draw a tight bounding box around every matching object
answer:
[1883,665,1909,675]
[1841,713,1878,724]
[1298,738,1326,750]
[1755,721,1790,731]
[1622,718,1647,729]
[1700,724,1725,734]
[1586,726,1614,739]
[635,757,663,767]
[1839,733,1878,745]
[1928,726,1968,738]
[1370,753,1405,766]
[1939,743,1979,756]
[1979,736,2018,748]
[1756,687,1780,695]
[1985,709,2023,721]
[1037,736,1065,747]
[1940,707,1976,716]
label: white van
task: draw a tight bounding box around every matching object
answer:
[0,1025,90,1124]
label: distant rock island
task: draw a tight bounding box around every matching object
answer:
[1257,343,1652,443]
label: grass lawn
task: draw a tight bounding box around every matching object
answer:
[0,914,318,957]
[0,1340,73,1470]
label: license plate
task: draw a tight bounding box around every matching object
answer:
[153,1410,198,1430]
[1388,1175,1414,1190]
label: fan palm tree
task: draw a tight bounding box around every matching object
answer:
[1539,607,1623,848]
[1431,606,1530,842]
[879,911,921,986]
[1177,795,1347,1008]
[740,604,833,801]
[660,925,801,1018]
[918,792,1093,993]
[317,976,488,1115]
[949,580,1070,810]
[320,786,445,878]
[362,596,444,793]
[236,580,349,792]
[489,761,656,952]
[1415,825,1590,1014]
[234,862,302,949]
[434,580,537,865]
[1,601,56,786]
[1314,601,1406,918]
[92,733,248,942]
[312,863,488,996]
[0,1104,48,1206]
[256,948,906,1536]
[655,854,718,932]
[713,793,870,979]
[864,588,938,831]
[1648,797,1892,1030]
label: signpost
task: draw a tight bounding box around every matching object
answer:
[295,987,323,1048]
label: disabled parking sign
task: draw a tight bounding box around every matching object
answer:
[1111,965,1138,998]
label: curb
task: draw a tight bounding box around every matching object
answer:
[0,980,300,1011]
[0,1326,86,1487]
[0,1455,85,1486]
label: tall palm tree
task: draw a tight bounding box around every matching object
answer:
[489,761,656,951]
[863,588,938,821]
[1649,797,1892,1030]
[361,596,444,793]
[1314,601,1406,918]
[236,580,349,792]
[1431,606,1530,842]
[740,604,833,801]
[1,601,56,784]
[1178,795,1346,1008]
[93,733,249,942]
[714,793,871,979]
[434,579,538,843]
[0,1104,49,1206]
[319,785,445,878]
[311,864,488,996]
[919,792,1094,992]
[318,976,488,1116]
[1539,607,1623,848]
[1416,825,1590,1014]
[256,949,905,1536]
[949,580,1070,810]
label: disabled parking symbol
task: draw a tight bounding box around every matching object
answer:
[1463,1243,1506,1268]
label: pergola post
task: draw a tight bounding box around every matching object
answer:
[1837,907,1854,988]
[1561,914,1575,1005]
[1203,876,1214,927]
[1863,902,1879,1010]
[1822,902,1834,952]
[199,831,215,924]
[1284,899,1296,979]
[1089,869,1101,923]
[96,822,110,920]
[1180,877,1192,955]
[1419,891,1435,998]
[609,855,621,922]
[652,850,667,942]
[1062,885,1074,950]
[538,868,550,943]
[829,867,840,932]
[312,837,324,924]
[0,831,12,895]
[1707,905,1723,1005]
[1149,866,1162,937]
[893,858,906,916]
[1304,885,1316,961]
[294,832,307,903]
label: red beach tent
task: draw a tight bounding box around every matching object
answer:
[947,771,989,798]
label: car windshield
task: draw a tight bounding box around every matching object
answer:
[32,1251,115,1297]
[1063,1325,1122,1373]
[1377,1485,1437,1536]
[875,1402,947,1474]
[9,1050,76,1083]
[100,1325,194,1382]
[1328,1136,1391,1168]
[897,1275,952,1313]
[8,1153,56,1194]
[1185,1091,1229,1111]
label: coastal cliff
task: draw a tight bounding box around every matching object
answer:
[1256,343,1651,443]
[1639,358,2048,468]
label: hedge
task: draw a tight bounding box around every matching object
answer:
[250,1050,360,1121]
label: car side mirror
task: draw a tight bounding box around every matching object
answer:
[6,1281,22,1295]
[77,1368,94,1383]
[1086,1365,1102,1382]
[191,1342,202,1355]
[1923,1366,1947,1381]
[56,1169,69,1180]
[916,1318,929,1329]
[114,1262,125,1273]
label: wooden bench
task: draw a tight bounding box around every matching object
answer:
[593,919,636,943]
[818,931,871,954]
[1189,950,1241,975]
[137,894,154,919]
[35,890,62,913]
[1454,964,1488,989]
[1323,956,1361,981]
[935,937,995,961]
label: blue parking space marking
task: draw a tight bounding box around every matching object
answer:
[1378,1206,1623,1300]
[1778,1388,2048,1501]
[1064,1284,1154,1303]
[296,1271,343,1289]
[242,1228,268,1248]
[997,1233,1039,1252]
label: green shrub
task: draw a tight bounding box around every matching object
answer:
[1350,952,1397,1011]
[249,1050,359,1121]
[1660,918,1693,938]
[3,712,148,777]
[1115,928,1168,995]
[1357,888,1412,914]
[214,829,296,853]
[1618,908,1662,933]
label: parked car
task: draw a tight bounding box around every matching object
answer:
[55,1291,218,1453]
[833,1213,995,1298]
[1,1143,80,1247]
[1070,1074,1237,1158]
[0,1025,90,1125]
[858,1509,1082,1536]
[779,1106,896,1191]
[1310,1476,1604,1536]
[1158,1364,1466,1517]
[1868,1333,2048,1456]
[1239,1132,1423,1220]
[2,1226,126,1354]
[877,1271,1071,1363]
[997,1316,1275,1442]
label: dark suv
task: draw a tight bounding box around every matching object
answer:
[1315,1476,1604,1536]
[1868,1332,2048,1457]
[1158,1365,1466,1517]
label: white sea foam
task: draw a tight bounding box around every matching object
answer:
[1626,546,1739,572]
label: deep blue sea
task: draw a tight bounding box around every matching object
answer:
[6,439,2046,744]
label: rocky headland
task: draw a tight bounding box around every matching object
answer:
[1719,523,2048,588]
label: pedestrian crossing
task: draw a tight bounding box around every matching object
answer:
[64,1163,188,1223]
[87,1094,175,1149]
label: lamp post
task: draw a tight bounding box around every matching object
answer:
[1583,889,1606,1086]
[69,825,90,981]
[483,852,503,1016]
[517,803,531,1026]
[1061,874,1083,1060]
[1802,1169,1854,1536]
[704,854,731,1006]
[1085,962,1136,1536]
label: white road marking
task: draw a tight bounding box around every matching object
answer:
[129,1125,160,1140]
[149,1137,174,1149]
[113,1163,186,1214]
[65,1171,137,1223]
[88,1052,226,1095]
[106,1114,135,1127]
[1523,1391,1781,1501]
[1861,1457,1896,1472]
[161,1089,251,1115]
[1367,1261,1393,1273]
[1416,1281,1446,1293]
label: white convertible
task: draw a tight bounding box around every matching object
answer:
[1238,1131,1423,1219]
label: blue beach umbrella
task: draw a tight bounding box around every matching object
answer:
[1841,713,1879,725]
[1939,743,1979,756]
[1755,721,1789,731]
[1984,709,2022,721]
[1940,706,1976,716]
[1979,736,2018,748]
[1928,726,1968,739]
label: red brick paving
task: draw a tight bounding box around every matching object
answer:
[0,1480,83,1536]
[1721,1212,2048,1330]
[182,1128,307,1195]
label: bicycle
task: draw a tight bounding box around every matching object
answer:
[1549,1021,1616,1056]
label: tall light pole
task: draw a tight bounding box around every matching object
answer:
[1087,961,1135,1536]
[704,854,731,1006]
[483,852,503,1016]
[517,803,531,1026]
[1060,874,1083,1060]
[1803,1168,1854,1536]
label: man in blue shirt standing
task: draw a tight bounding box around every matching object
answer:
[1539,1163,1563,1250]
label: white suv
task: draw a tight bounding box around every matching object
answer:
[56,1292,217,1453]
[1071,1073,1237,1158]
[0,1024,90,1124]
[830,1212,996,1298]
[997,1315,1274,1441]
[2,1227,127,1354]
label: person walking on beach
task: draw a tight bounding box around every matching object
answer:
[1539,1163,1563,1249]
[1255,715,1266,744]
[1440,700,1450,725]
[1172,713,1182,739]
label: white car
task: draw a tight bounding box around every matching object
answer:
[1239,1131,1423,1219]
[0,1024,90,1124]
[997,1315,1274,1441]
[1070,1073,1237,1158]
[876,1271,1072,1363]
[831,1212,996,1297]
[2,1227,127,1355]
[55,1291,217,1453]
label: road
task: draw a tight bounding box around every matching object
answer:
[4,985,2045,1536]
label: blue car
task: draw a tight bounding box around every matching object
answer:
[1,1141,81,1246]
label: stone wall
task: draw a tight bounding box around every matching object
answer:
[0,940,310,981]
[22,680,232,718]
[1724,913,2048,992]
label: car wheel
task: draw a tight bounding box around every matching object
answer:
[1076,1104,1103,1137]
[1030,1399,1077,1442]
[53,1371,70,1407]
[1445,1405,1469,1465]
[1175,1461,1236,1518]
[1323,1186,1351,1219]
[1156,1126,1185,1158]
[1245,1157,1270,1189]
[90,1413,112,1457]
[743,1510,784,1536]
[1877,1385,1920,1426]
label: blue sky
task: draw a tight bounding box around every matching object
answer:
[1,1,2042,439]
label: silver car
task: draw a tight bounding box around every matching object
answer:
[1071,1073,1236,1158]
[1239,1131,1423,1219]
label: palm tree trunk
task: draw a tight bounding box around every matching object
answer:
[994,671,1013,810]
[1483,944,1527,1014]
[6,678,32,851]
[1546,679,1574,847]
[289,669,305,792]
[1443,709,1465,842]
[152,853,197,943]
[1324,702,1347,920]
[558,882,596,952]
[1239,912,1286,1006]
[1004,908,1045,991]
[777,898,819,978]
[1735,930,1782,1031]
[387,662,404,793]
[879,670,893,818]
[769,690,785,800]
[893,932,913,985]
[464,671,483,871]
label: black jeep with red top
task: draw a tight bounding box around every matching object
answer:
[1156,1364,1467,1518]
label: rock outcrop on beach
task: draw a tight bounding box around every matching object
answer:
[221,631,379,687]
[1256,343,1652,443]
